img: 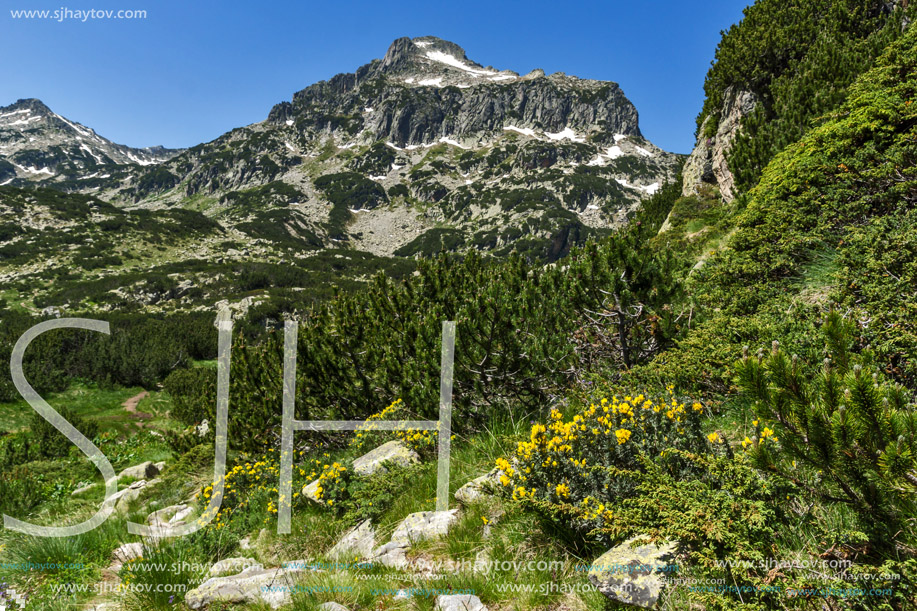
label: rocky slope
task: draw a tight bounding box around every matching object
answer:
[681,86,757,202]
[99,36,680,261]
[0,36,681,314]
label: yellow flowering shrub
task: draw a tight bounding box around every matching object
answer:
[350,398,437,454]
[306,458,347,505]
[195,447,309,532]
[496,388,709,533]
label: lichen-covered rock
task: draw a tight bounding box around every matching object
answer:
[104,479,148,513]
[209,557,261,577]
[390,509,459,545]
[710,88,758,202]
[184,563,309,609]
[110,542,144,572]
[454,469,501,504]
[681,86,758,203]
[146,504,191,527]
[328,519,376,561]
[318,603,350,611]
[435,594,488,610]
[352,440,419,476]
[368,509,461,569]
[371,541,409,568]
[144,503,195,539]
[71,482,96,497]
[118,461,161,481]
[679,118,715,202]
[587,537,680,609]
[302,478,323,503]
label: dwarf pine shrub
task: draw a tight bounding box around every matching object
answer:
[735,311,917,541]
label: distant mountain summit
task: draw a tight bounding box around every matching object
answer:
[1,36,681,269]
[267,36,643,148]
[0,98,180,186]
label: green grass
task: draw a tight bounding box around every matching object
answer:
[0,382,146,433]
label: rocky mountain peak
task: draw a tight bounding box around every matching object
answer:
[377,36,520,86]
[4,98,54,116]
[276,35,643,150]
[0,98,182,185]
[379,36,479,74]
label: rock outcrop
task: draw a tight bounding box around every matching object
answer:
[435,594,489,610]
[682,86,758,202]
[117,461,162,481]
[454,469,502,505]
[352,440,419,476]
[183,562,311,609]
[372,509,459,568]
[328,519,376,561]
[587,536,680,609]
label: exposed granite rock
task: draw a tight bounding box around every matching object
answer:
[390,509,459,546]
[146,504,192,527]
[352,440,419,476]
[0,97,180,186]
[328,519,376,561]
[110,542,144,572]
[454,469,502,504]
[435,594,489,610]
[71,482,96,497]
[118,461,161,481]
[587,537,680,609]
[302,478,323,503]
[284,37,641,147]
[103,479,149,513]
[184,563,311,609]
[682,86,758,202]
[369,509,460,568]
[208,557,261,577]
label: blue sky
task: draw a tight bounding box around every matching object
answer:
[1,0,751,154]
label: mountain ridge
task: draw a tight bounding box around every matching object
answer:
[0,35,681,314]
[0,97,181,186]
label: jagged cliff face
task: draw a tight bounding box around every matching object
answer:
[115,36,680,260]
[681,87,757,202]
[0,98,180,187]
[272,35,643,147]
[1,37,681,262]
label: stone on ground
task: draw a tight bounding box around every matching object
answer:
[184,563,310,609]
[110,542,144,571]
[371,540,409,568]
[302,478,322,503]
[318,603,350,611]
[370,509,459,568]
[118,461,161,481]
[587,536,679,609]
[435,594,488,610]
[352,440,419,475]
[209,557,261,577]
[102,480,150,513]
[71,482,96,496]
[146,504,191,527]
[328,519,376,561]
[454,469,502,504]
[390,509,458,545]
